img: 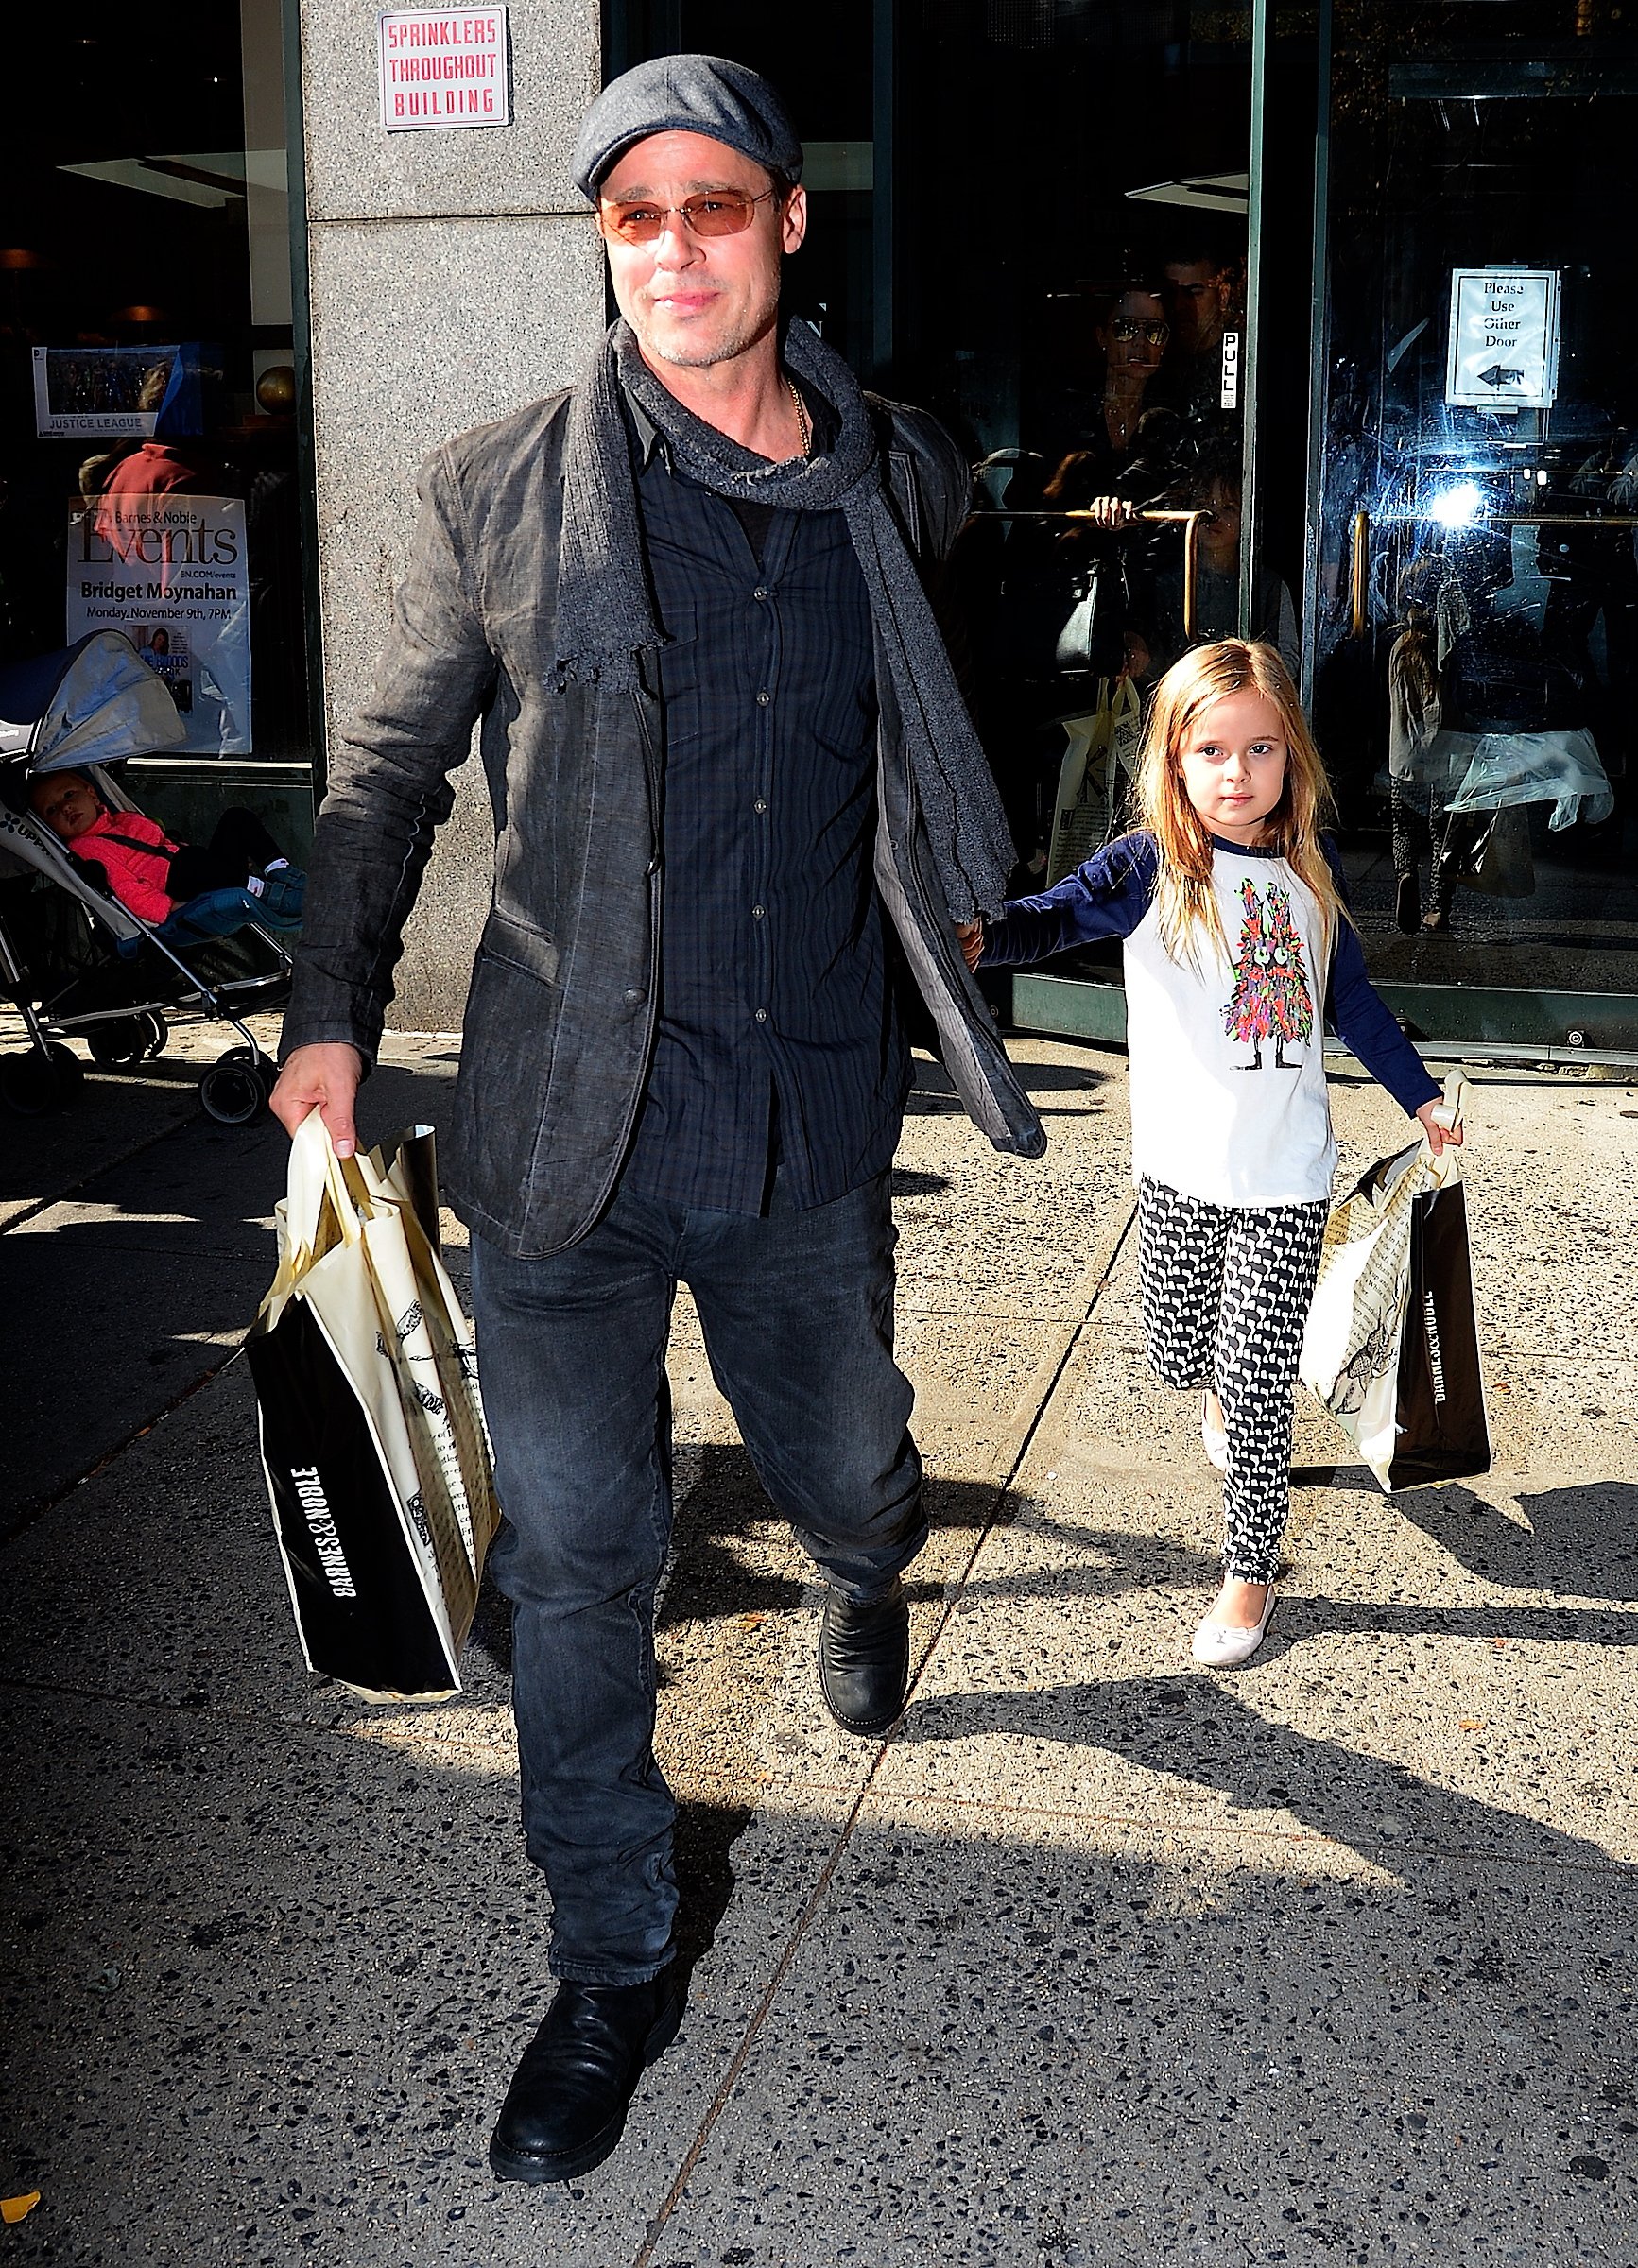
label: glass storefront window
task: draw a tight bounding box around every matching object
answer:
[1311,0,1637,1042]
[2,2,313,857]
[604,1,1636,1048]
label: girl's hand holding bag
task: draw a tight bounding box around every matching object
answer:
[1299,1074,1491,1491]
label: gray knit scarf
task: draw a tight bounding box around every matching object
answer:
[554,318,1016,922]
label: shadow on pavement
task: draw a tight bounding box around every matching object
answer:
[0,1057,460,1532]
[1398,1481,1638,1604]
[900,1675,1625,1878]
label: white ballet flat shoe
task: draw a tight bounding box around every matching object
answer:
[1191,1586,1276,1669]
[1201,1394,1229,1474]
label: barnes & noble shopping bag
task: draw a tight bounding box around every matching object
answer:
[247,1113,498,1701]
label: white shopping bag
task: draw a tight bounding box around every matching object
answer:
[1046,676,1144,885]
[247,1113,499,1702]
[1300,1074,1490,1490]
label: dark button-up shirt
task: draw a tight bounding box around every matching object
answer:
[619,398,907,1215]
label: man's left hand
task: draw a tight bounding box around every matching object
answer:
[957,919,984,972]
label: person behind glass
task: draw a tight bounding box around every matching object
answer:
[967,641,1456,1665]
[1387,557,1468,936]
[1092,284,1171,476]
[269,54,1043,2190]
[95,363,215,549]
[26,768,304,940]
[1038,446,1151,663]
[1154,449,1299,679]
[1156,241,1238,427]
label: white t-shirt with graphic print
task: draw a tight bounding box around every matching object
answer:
[983,831,1440,1211]
[1124,844,1336,1207]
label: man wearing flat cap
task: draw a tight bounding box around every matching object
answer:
[273,53,1044,2184]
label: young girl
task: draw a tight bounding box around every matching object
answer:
[973,640,1458,1667]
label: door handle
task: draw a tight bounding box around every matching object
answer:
[988,507,1215,640]
[1131,509,1212,641]
[1350,506,1638,639]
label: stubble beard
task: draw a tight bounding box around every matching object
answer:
[630,282,781,372]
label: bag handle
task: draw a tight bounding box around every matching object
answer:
[285,1109,383,1263]
[1422,1070,1468,1187]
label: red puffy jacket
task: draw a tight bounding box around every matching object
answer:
[71,808,180,923]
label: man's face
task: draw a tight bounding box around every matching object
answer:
[1164,261,1230,354]
[597,129,806,372]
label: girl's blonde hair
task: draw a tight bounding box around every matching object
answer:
[1131,638,1347,964]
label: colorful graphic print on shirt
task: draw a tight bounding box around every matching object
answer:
[1221,877,1314,1070]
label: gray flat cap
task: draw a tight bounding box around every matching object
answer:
[572,54,802,199]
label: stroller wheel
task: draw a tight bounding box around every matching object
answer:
[198,1052,267,1125]
[88,1017,149,1069]
[1,1048,78,1116]
[217,1043,276,1091]
[140,1010,169,1059]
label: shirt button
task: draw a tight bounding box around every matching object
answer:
[752,586,769,601]
[622,987,647,1006]
[756,690,771,705]
[754,1008,767,1023]
[751,904,765,919]
[753,799,767,815]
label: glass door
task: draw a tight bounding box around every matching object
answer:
[1309,0,1638,1050]
[891,1,1260,941]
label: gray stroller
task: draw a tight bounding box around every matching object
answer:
[0,631,292,1122]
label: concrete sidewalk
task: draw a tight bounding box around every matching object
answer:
[1,1033,1635,2265]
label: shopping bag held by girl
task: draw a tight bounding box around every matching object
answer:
[1300,1073,1491,1490]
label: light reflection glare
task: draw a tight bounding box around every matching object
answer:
[1427,479,1485,530]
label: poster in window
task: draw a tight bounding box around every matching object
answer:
[33,344,206,438]
[66,493,252,755]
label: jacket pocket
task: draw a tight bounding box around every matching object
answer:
[887,450,922,555]
[477,906,560,986]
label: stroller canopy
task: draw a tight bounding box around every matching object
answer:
[0,632,186,773]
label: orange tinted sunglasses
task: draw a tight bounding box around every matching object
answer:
[599,188,781,244]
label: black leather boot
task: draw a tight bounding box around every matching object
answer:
[819,1577,909,1736]
[488,1969,684,2184]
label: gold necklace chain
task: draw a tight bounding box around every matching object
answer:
[786,377,812,458]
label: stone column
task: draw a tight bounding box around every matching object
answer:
[295,0,602,1029]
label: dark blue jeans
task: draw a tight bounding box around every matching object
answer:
[469,1170,926,1985]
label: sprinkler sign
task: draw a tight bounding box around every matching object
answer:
[1446,268,1560,411]
[378,9,510,130]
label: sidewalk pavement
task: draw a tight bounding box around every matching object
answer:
[2,1027,1635,2266]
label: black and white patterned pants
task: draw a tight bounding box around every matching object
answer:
[1137,1177,1329,1583]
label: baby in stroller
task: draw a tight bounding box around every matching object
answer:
[27,769,305,946]
[1,628,295,1119]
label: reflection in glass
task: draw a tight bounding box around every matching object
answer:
[1312,1,1637,1011]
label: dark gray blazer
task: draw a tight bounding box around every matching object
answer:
[284,387,1047,1259]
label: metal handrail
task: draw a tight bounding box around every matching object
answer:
[981,507,1215,639]
[1350,506,1638,638]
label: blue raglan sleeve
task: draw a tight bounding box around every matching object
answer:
[979,833,1160,969]
[1322,839,1440,1116]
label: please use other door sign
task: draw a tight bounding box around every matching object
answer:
[1445,268,1560,411]
[379,9,510,131]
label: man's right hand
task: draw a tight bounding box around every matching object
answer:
[269,1043,366,1158]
